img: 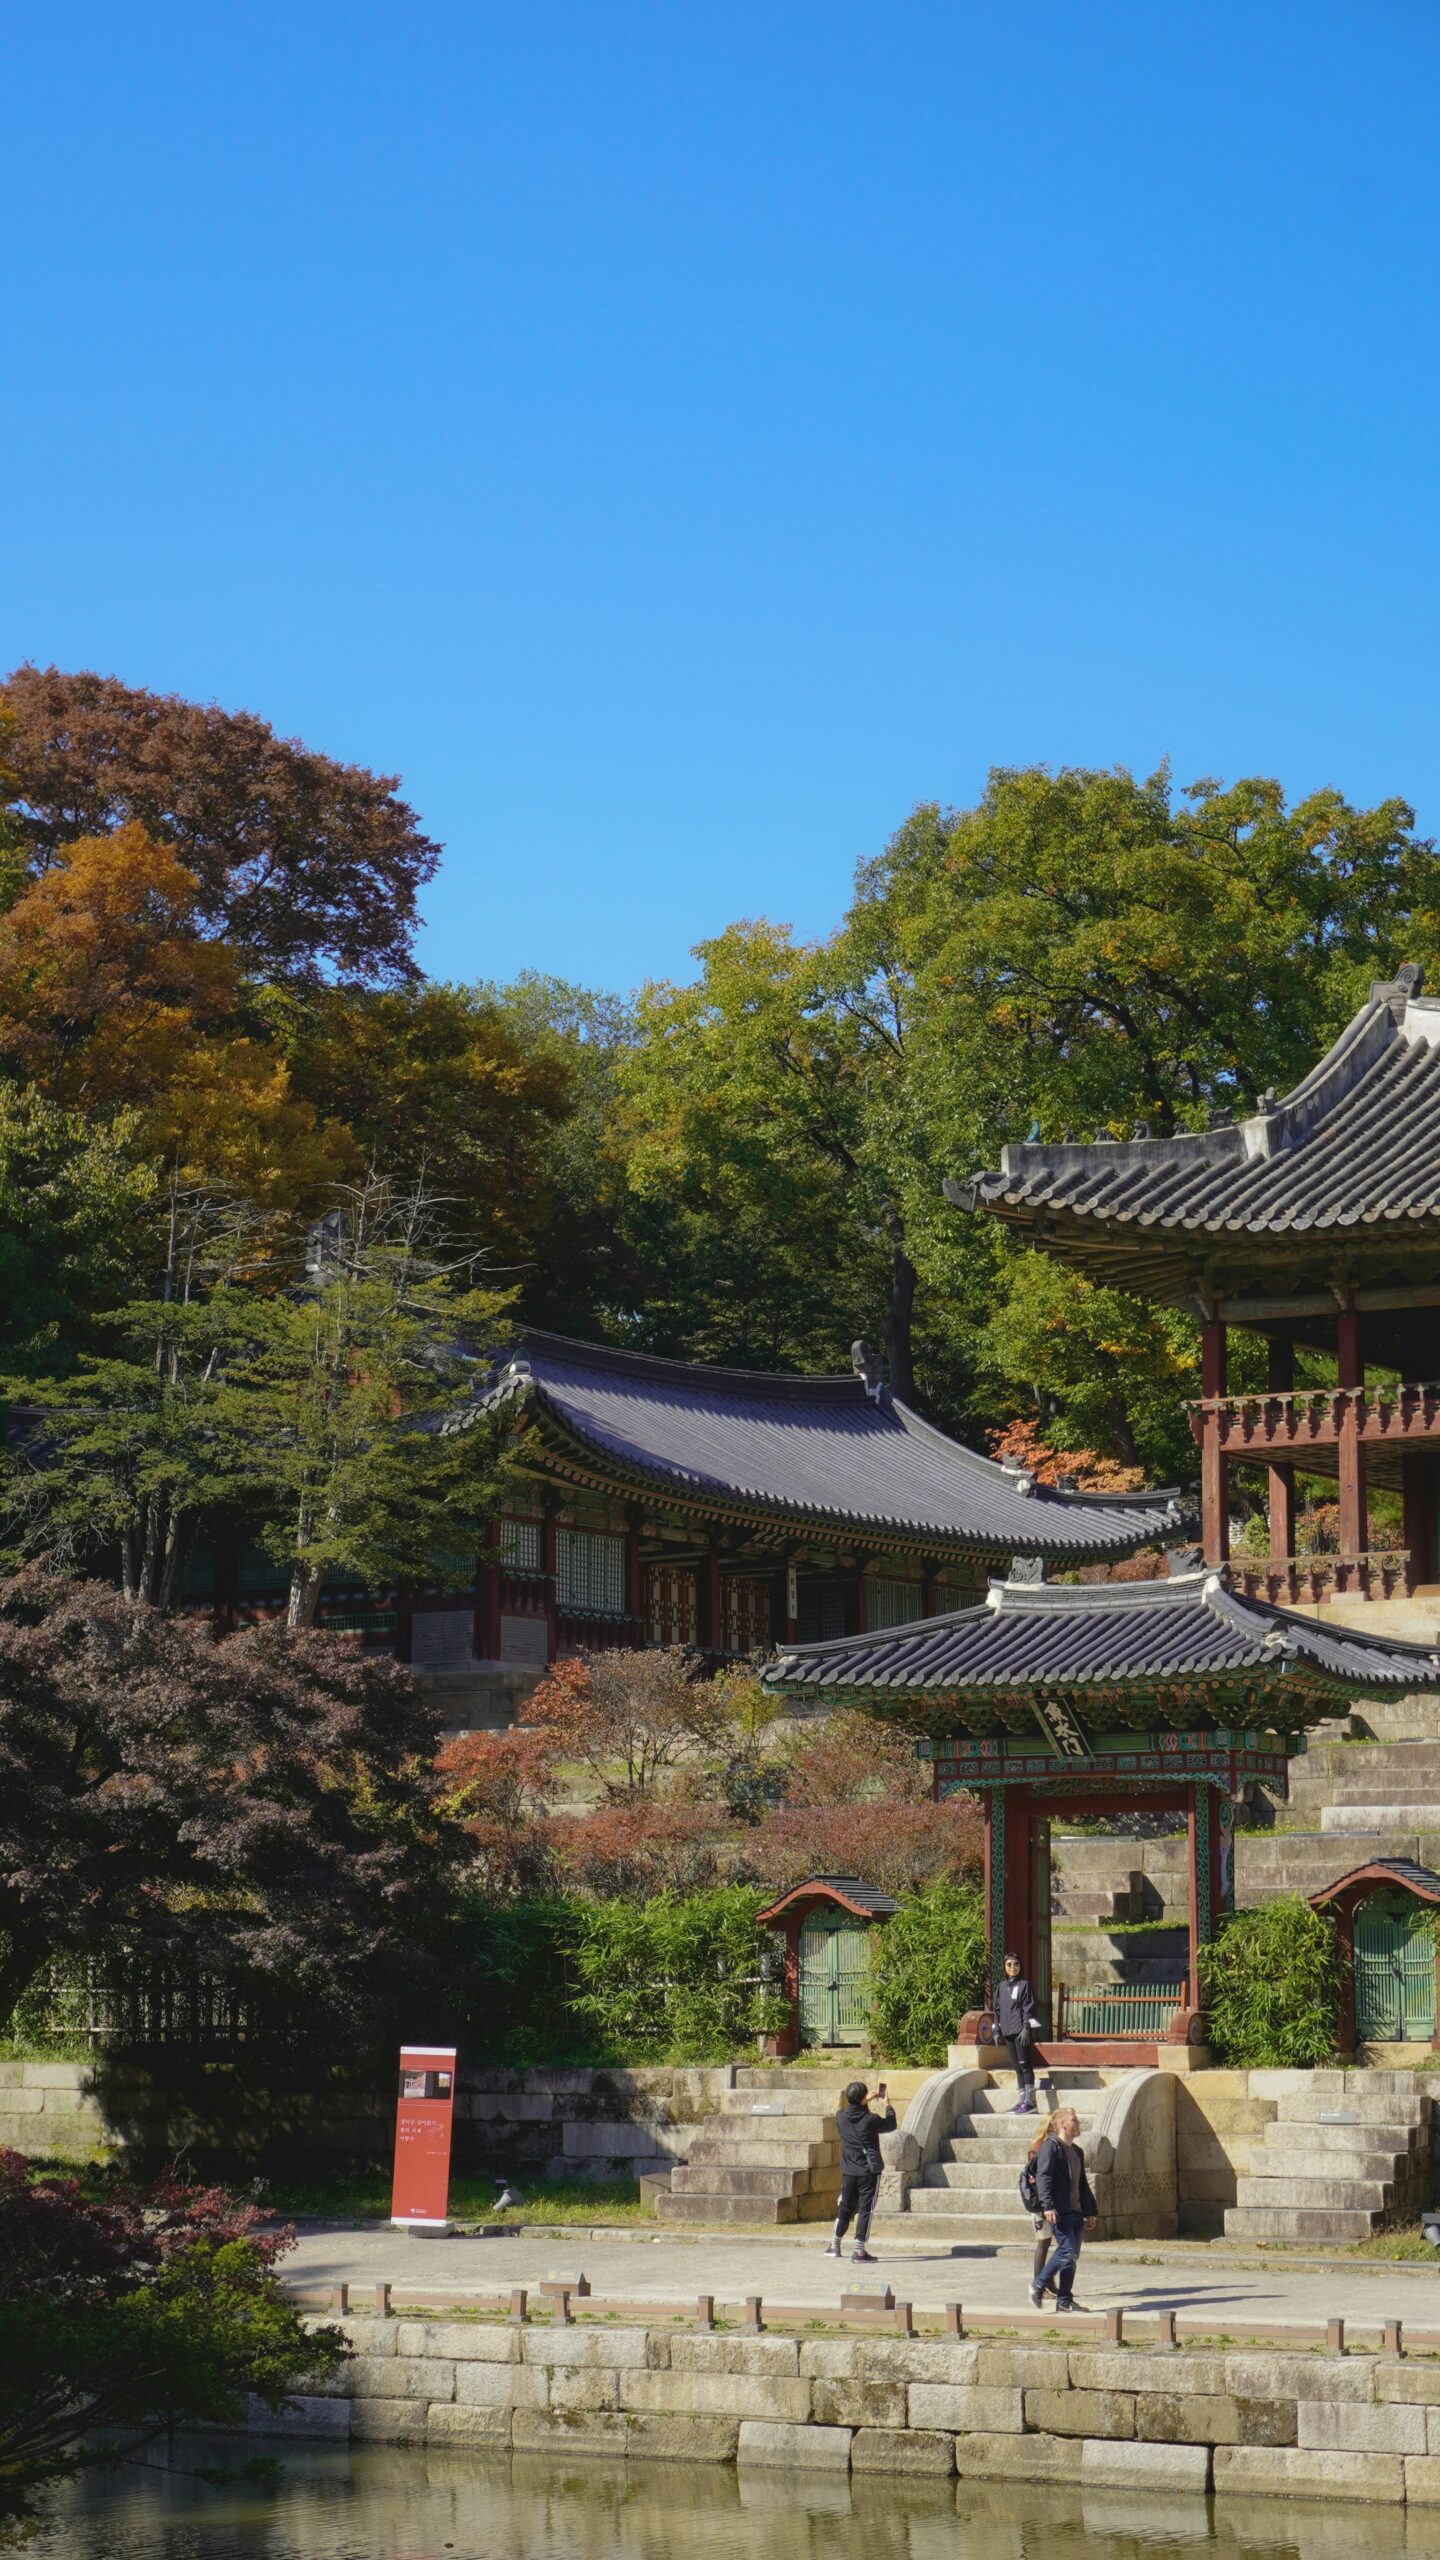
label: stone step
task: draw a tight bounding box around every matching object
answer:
[1273,2092,1425,2126]
[732,2067,855,2090]
[669,2164,812,2199]
[918,2177,1024,2212]
[1256,2124,1409,2167]
[686,2136,835,2169]
[954,2112,1097,2143]
[1234,2174,1396,2212]
[654,2190,802,2227]
[887,2207,1030,2244]
[721,2090,849,2117]
[1224,2205,1380,2241]
[1322,1803,1440,1831]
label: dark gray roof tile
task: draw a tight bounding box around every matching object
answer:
[766,1565,1440,1701]
[445,1332,1186,1559]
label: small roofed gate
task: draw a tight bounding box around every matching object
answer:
[798,1915,871,2047]
[1354,1890,1438,2043]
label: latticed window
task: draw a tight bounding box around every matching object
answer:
[866,1575,924,1631]
[797,1580,850,1642]
[557,1527,627,1615]
[646,1562,697,1646]
[723,1573,773,1655]
[933,1576,980,1614]
[236,1543,289,1597]
[499,1517,542,1575]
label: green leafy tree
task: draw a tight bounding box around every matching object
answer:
[1198,1897,1342,2068]
[230,1174,513,1628]
[0,1089,156,1368]
[866,1881,987,2065]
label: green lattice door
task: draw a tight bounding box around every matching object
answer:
[797,1917,871,2046]
[1354,1891,1437,2043]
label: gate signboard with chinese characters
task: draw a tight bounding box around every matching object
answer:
[390,2044,458,2230]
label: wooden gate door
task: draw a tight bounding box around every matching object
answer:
[1354,1891,1438,2042]
[797,1918,870,2046]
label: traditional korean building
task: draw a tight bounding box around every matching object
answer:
[953,964,1440,1608]
[767,1561,1440,2059]
[417,1330,1184,1721]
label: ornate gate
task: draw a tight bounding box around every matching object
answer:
[1354,1890,1438,2043]
[797,1917,871,2046]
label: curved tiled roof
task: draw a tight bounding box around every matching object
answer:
[950,971,1440,1298]
[445,1331,1186,1560]
[766,1564,1440,1703]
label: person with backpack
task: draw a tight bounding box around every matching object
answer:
[824,2078,896,2264]
[1018,2108,1066,2288]
[993,1950,1042,2113]
[1027,2105,1097,2314]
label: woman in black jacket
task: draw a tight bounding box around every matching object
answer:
[1027,2106,1098,2314]
[824,2079,896,2263]
[994,1951,1041,2114]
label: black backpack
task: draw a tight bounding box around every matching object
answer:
[1018,2151,1041,2213]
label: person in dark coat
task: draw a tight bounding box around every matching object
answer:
[994,1950,1042,2114]
[1028,2106,1098,2313]
[824,2078,896,2263]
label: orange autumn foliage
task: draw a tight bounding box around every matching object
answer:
[0,823,351,1205]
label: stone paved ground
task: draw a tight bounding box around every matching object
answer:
[283,2223,1440,2333]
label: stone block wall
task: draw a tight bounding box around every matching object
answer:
[0,2056,733,2184]
[256,2311,1440,2505]
[1173,2075,1281,2237]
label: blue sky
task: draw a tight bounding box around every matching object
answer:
[7,3,1440,993]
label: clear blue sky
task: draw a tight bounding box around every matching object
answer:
[7,4,1440,994]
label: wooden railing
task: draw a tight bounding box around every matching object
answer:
[1189,1382,1440,1456]
[1054,1983,1182,2040]
[1229,1551,1410,1604]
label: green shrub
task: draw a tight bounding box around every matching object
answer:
[567,1887,788,2063]
[1198,1896,1341,2067]
[866,1880,986,2065]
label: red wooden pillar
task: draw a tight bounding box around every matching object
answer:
[1185,1784,1202,2012]
[1336,1300,1368,1590]
[1266,1337,1296,1575]
[1200,1316,1230,1565]
[1402,1456,1434,1595]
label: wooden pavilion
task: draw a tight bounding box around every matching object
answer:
[766,1562,1440,2060]
[953,965,1440,1604]
[422,1330,1184,1681]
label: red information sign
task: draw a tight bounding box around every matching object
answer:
[390,2044,457,2229]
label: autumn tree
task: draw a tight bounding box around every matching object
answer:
[273,977,574,1264]
[0,1569,456,2034]
[1,663,439,984]
[523,1647,729,1800]
[0,823,350,1208]
[0,2157,342,2534]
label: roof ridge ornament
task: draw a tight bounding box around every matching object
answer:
[850,1339,886,1404]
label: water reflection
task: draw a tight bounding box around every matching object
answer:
[32,2440,1440,2560]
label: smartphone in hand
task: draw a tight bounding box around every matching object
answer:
[875,2080,888,2101]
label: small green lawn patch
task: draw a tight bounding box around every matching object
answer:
[257,2170,651,2226]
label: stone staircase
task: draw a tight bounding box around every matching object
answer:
[1286,1734,1440,1838]
[654,2068,852,2227]
[904,2068,1111,2244]
[1224,2070,1431,2240]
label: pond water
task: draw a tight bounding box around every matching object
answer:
[30,2441,1440,2560]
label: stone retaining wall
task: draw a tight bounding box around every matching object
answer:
[0,2057,734,2181]
[255,2312,1440,2505]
